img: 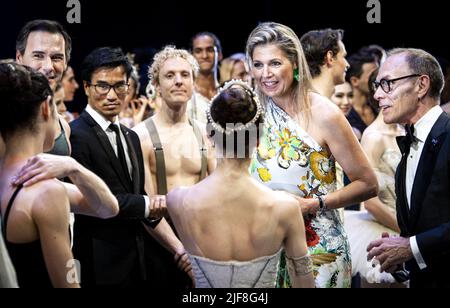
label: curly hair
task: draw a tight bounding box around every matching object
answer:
[148,46,199,86]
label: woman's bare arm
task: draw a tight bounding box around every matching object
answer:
[314,102,378,209]
[361,132,400,232]
[32,180,79,288]
[282,199,315,288]
[12,154,119,218]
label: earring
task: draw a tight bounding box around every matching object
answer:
[293,68,299,82]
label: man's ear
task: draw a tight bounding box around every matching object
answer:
[325,50,334,66]
[349,76,360,88]
[155,84,162,97]
[417,75,431,100]
[41,96,52,120]
[83,81,90,97]
[16,50,23,64]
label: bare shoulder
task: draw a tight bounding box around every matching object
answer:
[29,179,70,224]
[132,120,150,141]
[269,190,301,219]
[310,93,344,125]
[361,128,384,146]
[132,119,154,153]
[309,93,355,146]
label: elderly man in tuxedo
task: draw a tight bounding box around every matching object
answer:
[367,48,450,288]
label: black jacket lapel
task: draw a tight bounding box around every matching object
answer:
[409,113,449,229]
[122,126,140,194]
[80,111,133,191]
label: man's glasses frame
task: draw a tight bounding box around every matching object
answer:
[372,74,421,93]
[87,82,129,96]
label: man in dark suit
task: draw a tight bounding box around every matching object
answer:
[367,48,450,288]
[70,47,189,287]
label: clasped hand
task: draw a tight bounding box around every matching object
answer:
[367,232,413,273]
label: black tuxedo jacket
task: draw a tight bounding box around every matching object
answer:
[396,112,450,287]
[70,111,180,287]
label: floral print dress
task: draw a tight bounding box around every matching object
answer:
[250,99,351,288]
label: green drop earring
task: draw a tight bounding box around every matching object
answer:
[293,68,299,82]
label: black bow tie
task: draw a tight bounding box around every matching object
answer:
[397,124,417,155]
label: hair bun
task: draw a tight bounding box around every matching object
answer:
[208,80,263,135]
[0,63,52,139]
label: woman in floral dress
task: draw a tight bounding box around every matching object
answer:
[246,22,378,288]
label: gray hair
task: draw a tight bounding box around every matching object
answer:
[388,48,444,99]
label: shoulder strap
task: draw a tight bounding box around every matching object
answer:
[189,118,208,181]
[145,118,168,195]
[1,184,25,240]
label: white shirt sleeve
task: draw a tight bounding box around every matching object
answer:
[410,236,427,270]
[143,196,150,218]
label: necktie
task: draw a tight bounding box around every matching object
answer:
[109,124,131,179]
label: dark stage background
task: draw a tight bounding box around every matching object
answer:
[1,0,448,113]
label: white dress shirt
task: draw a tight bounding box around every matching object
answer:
[405,105,443,270]
[85,105,150,217]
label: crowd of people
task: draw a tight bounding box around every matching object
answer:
[1,19,449,289]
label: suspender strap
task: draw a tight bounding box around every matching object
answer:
[188,118,208,181]
[145,118,208,195]
[145,118,168,195]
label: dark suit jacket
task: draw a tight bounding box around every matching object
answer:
[396,112,450,288]
[70,111,180,287]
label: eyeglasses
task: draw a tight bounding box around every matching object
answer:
[372,74,421,93]
[88,82,129,95]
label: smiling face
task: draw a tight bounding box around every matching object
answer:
[84,66,128,122]
[331,82,353,115]
[157,57,194,109]
[16,31,67,91]
[192,35,217,74]
[251,44,295,101]
[374,53,420,125]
